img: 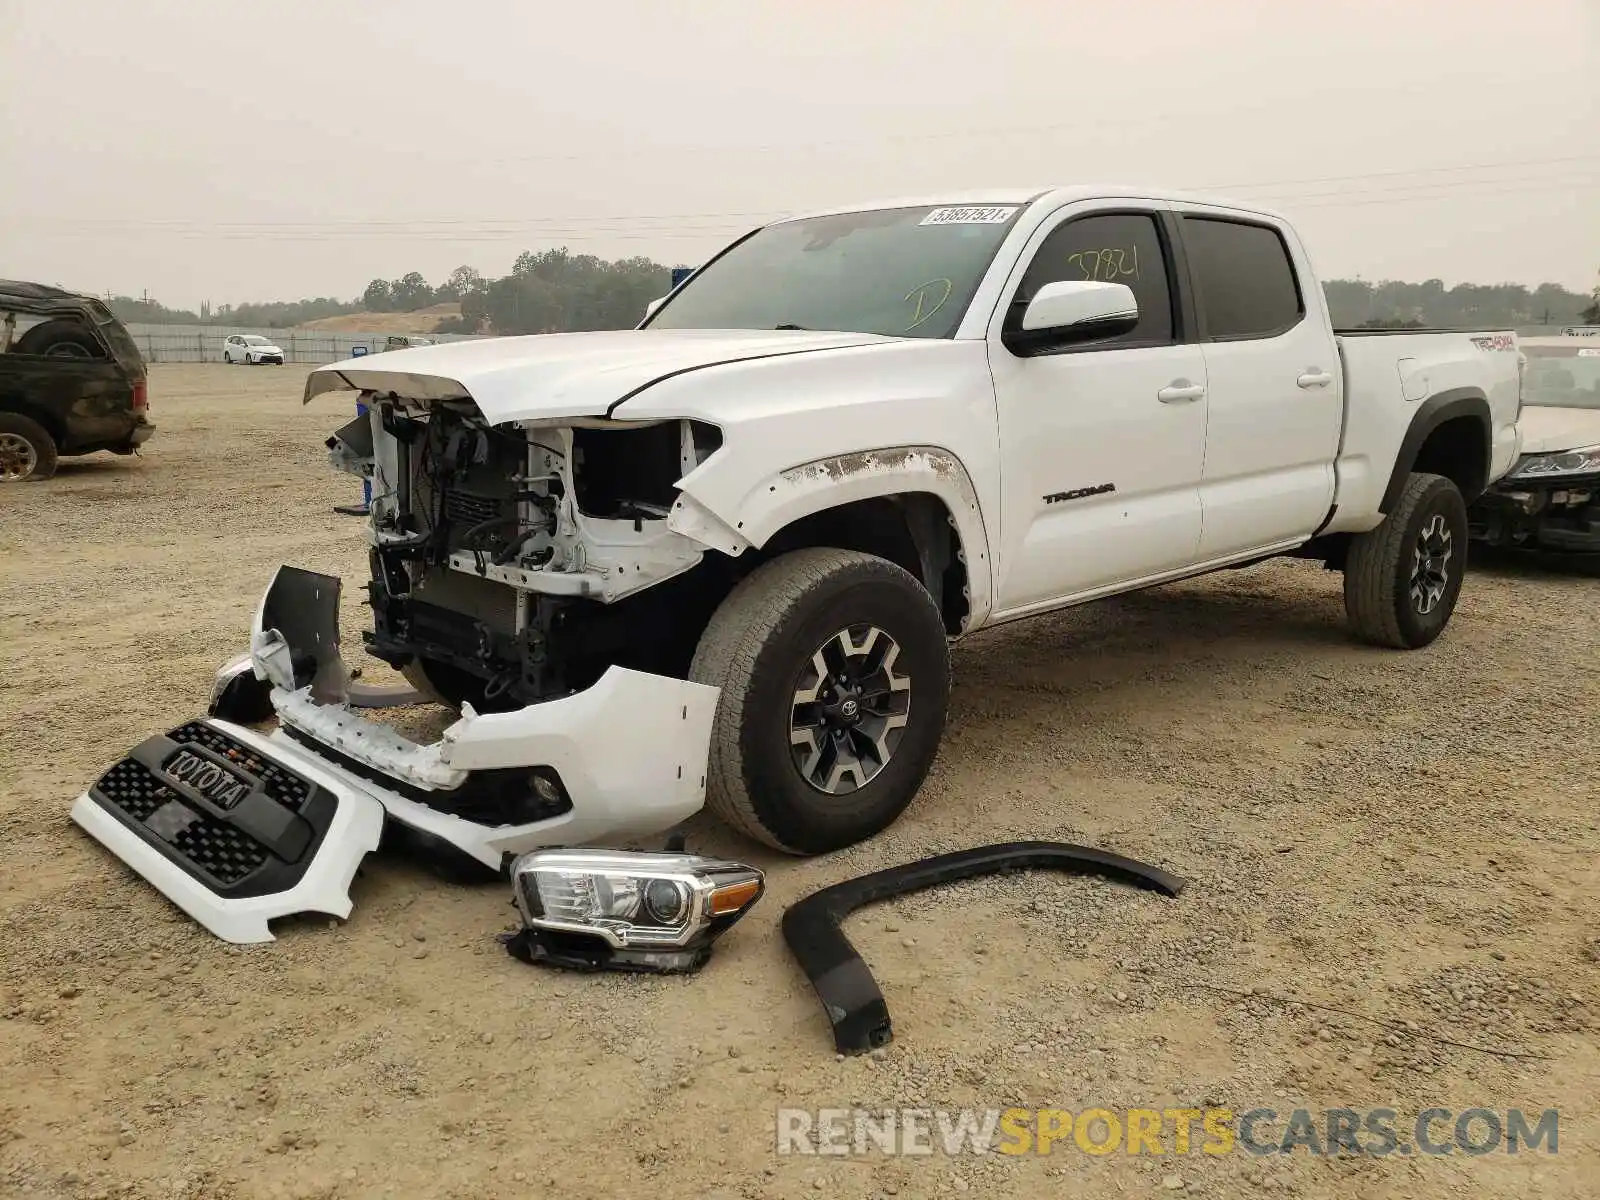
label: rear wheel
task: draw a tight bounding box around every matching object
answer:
[690,548,950,854]
[1343,472,1468,649]
[0,413,58,482]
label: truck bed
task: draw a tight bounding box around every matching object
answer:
[1321,328,1523,535]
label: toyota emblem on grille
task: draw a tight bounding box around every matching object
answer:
[163,749,250,810]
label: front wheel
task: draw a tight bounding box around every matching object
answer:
[689,548,950,855]
[1343,472,1469,649]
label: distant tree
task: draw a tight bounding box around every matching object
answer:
[435,265,484,302]
[1321,278,1588,329]
[362,278,393,312]
[1582,271,1600,324]
[106,295,201,324]
[389,271,435,311]
[478,247,670,335]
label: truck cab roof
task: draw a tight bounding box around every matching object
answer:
[776,185,1290,225]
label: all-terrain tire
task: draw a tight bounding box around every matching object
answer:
[689,547,950,855]
[0,413,59,482]
[13,318,101,359]
[1343,472,1468,649]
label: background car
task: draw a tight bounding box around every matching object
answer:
[1468,335,1600,554]
[1,278,153,481]
[223,334,285,365]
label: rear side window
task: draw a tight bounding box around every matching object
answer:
[1013,212,1175,347]
[1182,217,1303,340]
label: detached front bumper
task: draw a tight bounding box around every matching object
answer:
[1468,475,1600,553]
[70,566,720,943]
[250,566,720,870]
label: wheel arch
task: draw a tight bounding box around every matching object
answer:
[678,446,994,633]
[1380,388,1492,513]
[0,396,66,446]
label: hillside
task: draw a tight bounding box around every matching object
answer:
[295,302,462,334]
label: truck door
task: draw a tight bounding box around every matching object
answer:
[987,205,1207,614]
[1177,213,1342,557]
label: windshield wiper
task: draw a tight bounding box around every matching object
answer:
[773,323,810,331]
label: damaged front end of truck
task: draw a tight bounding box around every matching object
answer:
[267,366,743,864]
[72,355,750,941]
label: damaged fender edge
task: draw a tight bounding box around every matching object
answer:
[69,718,385,945]
[781,841,1186,1055]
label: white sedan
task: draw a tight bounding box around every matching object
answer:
[223,334,285,365]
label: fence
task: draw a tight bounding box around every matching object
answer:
[123,323,486,365]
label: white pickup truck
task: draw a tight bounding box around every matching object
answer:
[71,186,1526,940]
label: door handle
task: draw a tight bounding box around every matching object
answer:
[1157,381,1206,404]
[1297,370,1334,389]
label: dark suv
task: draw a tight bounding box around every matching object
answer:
[1,280,154,481]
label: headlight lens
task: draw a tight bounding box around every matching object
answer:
[1509,444,1600,479]
[506,848,765,972]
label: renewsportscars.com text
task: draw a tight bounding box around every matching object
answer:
[775,1106,1560,1158]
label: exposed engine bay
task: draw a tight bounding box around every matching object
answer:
[337,396,729,711]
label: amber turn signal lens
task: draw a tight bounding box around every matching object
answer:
[710,879,762,915]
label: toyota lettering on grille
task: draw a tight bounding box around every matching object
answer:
[163,749,250,810]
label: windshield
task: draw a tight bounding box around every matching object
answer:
[1524,348,1600,410]
[645,203,1027,339]
[244,335,272,346]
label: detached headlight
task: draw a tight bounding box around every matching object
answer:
[1510,445,1600,480]
[502,849,764,974]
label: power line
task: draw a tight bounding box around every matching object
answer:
[20,157,1597,262]
[1198,153,1600,193]
[21,153,1598,236]
[32,175,1594,243]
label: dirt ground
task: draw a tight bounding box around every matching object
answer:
[1,364,1596,1200]
[294,306,461,335]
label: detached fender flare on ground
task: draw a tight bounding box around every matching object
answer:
[780,840,1187,1055]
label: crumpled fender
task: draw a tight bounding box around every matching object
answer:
[781,841,1186,1055]
[669,445,995,628]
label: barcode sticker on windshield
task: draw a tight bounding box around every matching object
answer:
[920,206,1018,226]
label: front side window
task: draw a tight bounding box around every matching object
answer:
[645,204,1026,339]
[1182,216,1304,340]
[1009,211,1176,348]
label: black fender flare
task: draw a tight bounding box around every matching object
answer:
[780,841,1186,1055]
[1379,387,1491,514]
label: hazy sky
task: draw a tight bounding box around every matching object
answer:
[2,0,1596,309]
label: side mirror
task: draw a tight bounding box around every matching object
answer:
[643,295,668,320]
[1006,280,1140,355]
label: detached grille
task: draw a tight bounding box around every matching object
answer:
[87,721,325,893]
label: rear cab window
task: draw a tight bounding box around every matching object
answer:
[1180,216,1304,340]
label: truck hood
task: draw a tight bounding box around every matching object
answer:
[1517,405,1600,454]
[303,329,894,423]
